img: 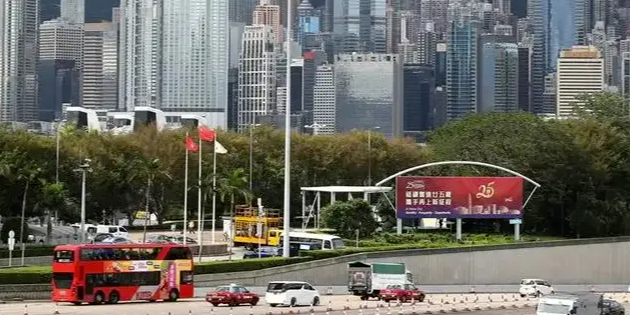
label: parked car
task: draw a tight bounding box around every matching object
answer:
[205,284,259,307]
[519,278,554,297]
[379,283,425,303]
[98,237,134,244]
[265,281,320,307]
[91,233,114,243]
[602,299,625,315]
[243,246,281,259]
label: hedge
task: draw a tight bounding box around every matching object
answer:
[0,245,55,259]
[0,266,53,284]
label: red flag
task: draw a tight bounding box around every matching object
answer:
[185,136,198,152]
[198,126,216,142]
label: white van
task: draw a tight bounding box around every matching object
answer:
[265,281,320,307]
[72,224,129,239]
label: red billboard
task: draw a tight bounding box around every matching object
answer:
[396,176,524,219]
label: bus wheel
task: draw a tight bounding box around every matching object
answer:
[93,292,105,305]
[167,289,179,302]
[108,291,120,304]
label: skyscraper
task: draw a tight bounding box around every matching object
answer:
[83,22,119,111]
[556,45,604,118]
[229,0,258,24]
[312,64,335,135]
[334,53,403,137]
[237,25,277,131]
[529,0,580,114]
[479,41,519,113]
[60,0,85,24]
[118,0,229,127]
[38,18,84,121]
[0,0,39,122]
[333,0,387,54]
[445,2,481,120]
[253,0,283,44]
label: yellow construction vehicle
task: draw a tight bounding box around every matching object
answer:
[233,205,282,247]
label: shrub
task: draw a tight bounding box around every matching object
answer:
[195,256,312,274]
[0,266,52,284]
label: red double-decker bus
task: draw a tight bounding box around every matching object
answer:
[52,244,194,305]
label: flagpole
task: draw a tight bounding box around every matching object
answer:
[211,137,217,245]
[183,132,189,245]
[197,137,203,253]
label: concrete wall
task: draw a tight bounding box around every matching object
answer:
[194,237,629,287]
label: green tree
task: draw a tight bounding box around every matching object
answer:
[217,168,252,218]
[321,199,379,239]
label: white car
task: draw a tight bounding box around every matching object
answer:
[519,278,555,297]
[265,281,320,307]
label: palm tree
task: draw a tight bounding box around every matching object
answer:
[134,157,171,243]
[217,168,252,219]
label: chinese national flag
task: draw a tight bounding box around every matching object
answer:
[185,136,198,152]
[198,126,216,142]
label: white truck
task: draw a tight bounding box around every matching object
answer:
[347,261,413,300]
[536,293,603,315]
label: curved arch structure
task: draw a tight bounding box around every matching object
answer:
[375,161,541,188]
[66,106,101,132]
[133,106,166,132]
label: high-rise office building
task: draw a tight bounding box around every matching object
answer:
[38,18,84,121]
[60,0,85,24]
[419,0,449,37]
[445,2,481,120]
[529,0,579,114]
[230,0,258,24]
[334,53,403,137]
[253,0,283,44]
[296,0,319,45]
[83,22,118,111]
[402,64,434,139]
[479,41,519,112]
[312,64,335,135]
[118,0,229,127]
[416,27,437,66]
[556,45,604,118]
[622,51,630,98]
[237,25,277,131]
[0,0,40,122]
[42,0,120,23]
[333,0,387,54]
[517,45,531,112]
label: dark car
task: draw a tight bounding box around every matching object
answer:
[602,299,625,315]
[205,284,259,307]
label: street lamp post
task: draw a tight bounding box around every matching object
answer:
[282,0,293,258]
[75,159,92,244]
[304,123,327,135]
[54,119,66,225]
[367,126,381,186]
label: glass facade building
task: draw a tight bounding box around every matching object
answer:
[333,0,386,53]
[334,53,403,138]
[402,64,435,135]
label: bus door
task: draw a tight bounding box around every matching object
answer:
[85,272,93,296]
[78,266,86,299]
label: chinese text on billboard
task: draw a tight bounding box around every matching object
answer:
[395,176,524,219]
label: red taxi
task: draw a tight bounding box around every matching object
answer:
[205,284,260,307]
[379,284,425,303]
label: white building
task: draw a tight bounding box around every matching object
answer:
[0,0,39,122]
[83,22,118,110]
[118,0,229,128]
[237,24,277,131]
[312,64,336,135]
[556,45,604,118]
[39,19,84,69]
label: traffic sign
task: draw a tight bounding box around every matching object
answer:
[509,219,522,225]
[8,230,14,238]
[7,238,15,251]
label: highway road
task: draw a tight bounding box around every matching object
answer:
[1,293,628,315]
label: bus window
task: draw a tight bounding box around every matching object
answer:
[54,250,74,262]
[323,240,332,249]
[166,247,192,260]
[53,273,73,289]
[332,238,346,249]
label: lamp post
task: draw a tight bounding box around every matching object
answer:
[54,119,66,225]
[304,123,327,135]
[367,126,381,186]
[282,0,293,258]
[248,124,261,192]
[75,159,92,244]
